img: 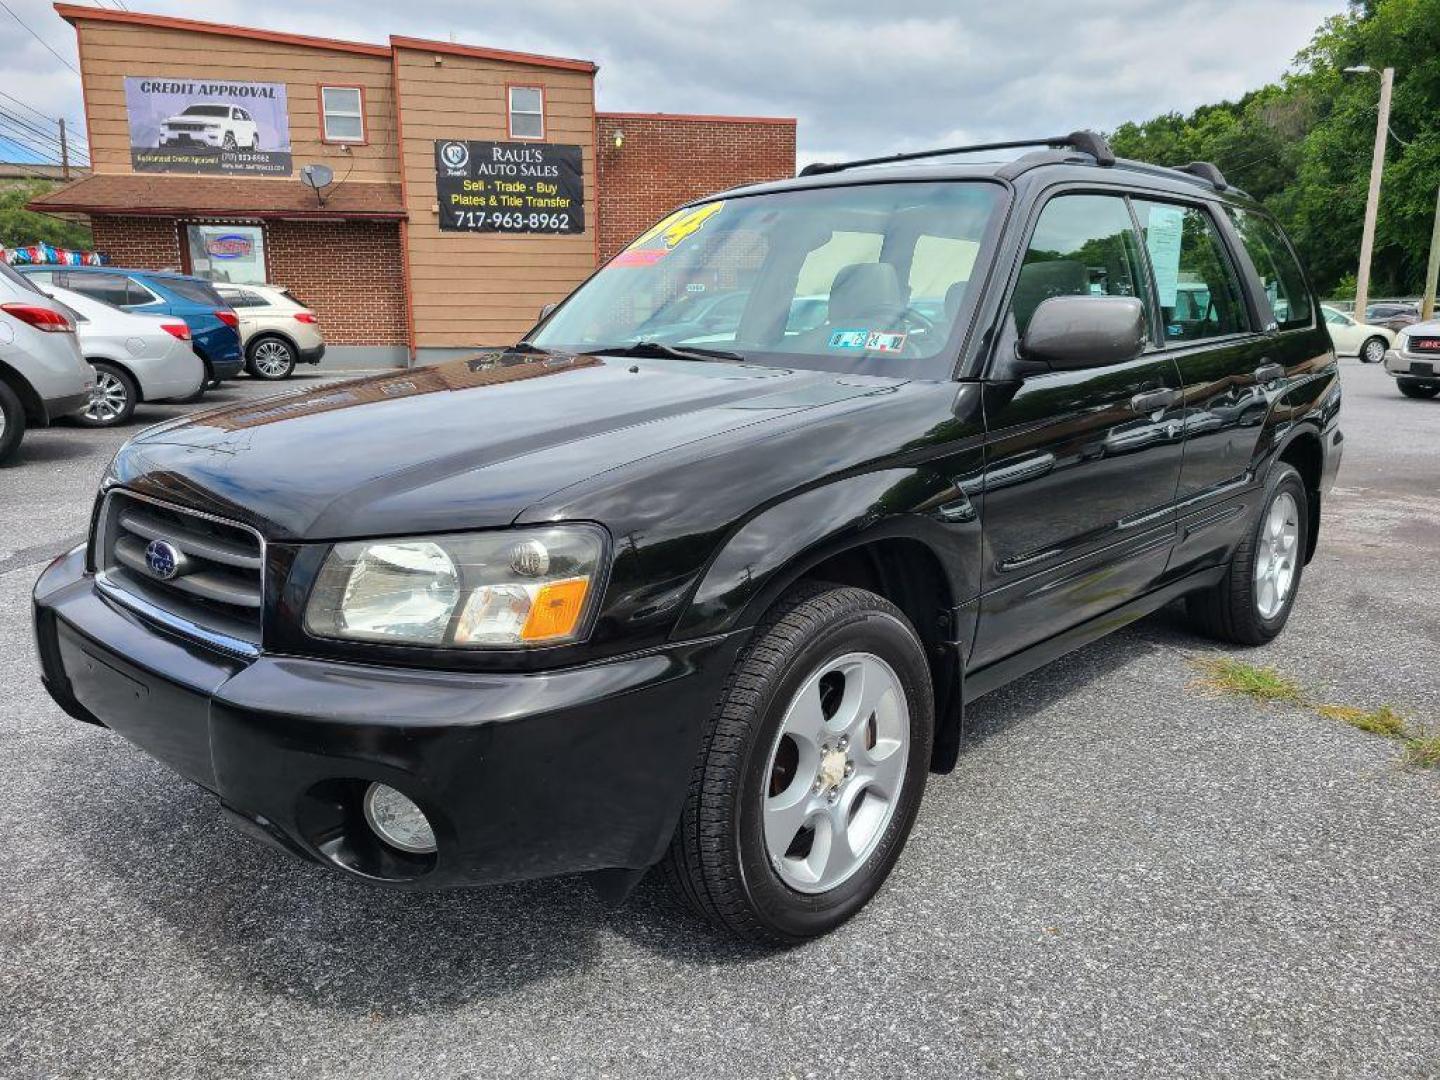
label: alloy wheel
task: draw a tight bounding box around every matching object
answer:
[1363,338,1385,364]
[252,340,294,378]
[84,370,129,425]
[762,651,908,894]
[1254,490,1299,619]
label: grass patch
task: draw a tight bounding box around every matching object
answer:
[1192,658,1304,703]
[1317,704,1411,739]
[1402,734,1440,770]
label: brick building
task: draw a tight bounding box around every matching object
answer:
[30,5,796,367]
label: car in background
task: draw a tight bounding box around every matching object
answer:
[1321,305,1395,364]
[1364,302,1420,334]
[0,261,92,464]
[159,103,259,151]
[214,283,325,380]
[1383,319,1440,400]
[45,284,205,427]
[19,266,243,387]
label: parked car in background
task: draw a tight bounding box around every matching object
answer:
[1321,305,1395,363]
[45,284,205,427]
[1364,302,1420,334]
[19,266,243,387]
[214,283,325,380]
[1383,319,1440,399]
[0,262,92,464]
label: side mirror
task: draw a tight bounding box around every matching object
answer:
[538,302,557,322]
[1020,296,1146,370]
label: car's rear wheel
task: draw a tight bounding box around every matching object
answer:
[1188,462,1308,645]
[1360,336,1387,364]
[248,336,297,380]
[0,380,25,464]
[660,583,933,945]
[1397,378,1440,399]
[76,362,137,428]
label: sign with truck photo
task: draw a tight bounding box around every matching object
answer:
[123,77,292,175]
[434,140,585,234]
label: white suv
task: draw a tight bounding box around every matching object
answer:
[214,283,325,379]
[159,104,259,152]
[1384,319,1440,399]
[0,263,94,463]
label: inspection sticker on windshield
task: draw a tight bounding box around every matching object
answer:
[865,331,907,352]
[828,329,869,350]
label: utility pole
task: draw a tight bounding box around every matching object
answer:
[1349,65,1394,318]
[1423,185,1440,322]
[58,117,69,180]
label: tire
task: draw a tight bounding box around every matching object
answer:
[1188,462,1308,646]
[1397,379,1440,400]
[1360,336,1387,364]
[660,583,934,945]
[75,361,137,428]
[248,336,297,380]
[0,379,25,464]
[222,132,237,151]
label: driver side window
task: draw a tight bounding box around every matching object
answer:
[1010,194,1151,336]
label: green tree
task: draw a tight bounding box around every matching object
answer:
[0,180,92,251]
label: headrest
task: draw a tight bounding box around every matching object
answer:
[828,263,902,323]
[944,279,970,322]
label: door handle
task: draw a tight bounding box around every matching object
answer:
[1130,388,1182,413]
[1254,362,1285,384]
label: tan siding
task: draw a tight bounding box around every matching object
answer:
[394,47,598,350]
[76,20,399,184]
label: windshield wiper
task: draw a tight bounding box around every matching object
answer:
[593,340,746,363]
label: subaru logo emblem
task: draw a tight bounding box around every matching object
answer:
[144,539,181,580]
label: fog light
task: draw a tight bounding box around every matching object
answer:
[362,783,437,854]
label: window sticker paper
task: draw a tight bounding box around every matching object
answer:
[1146,205,1185,309]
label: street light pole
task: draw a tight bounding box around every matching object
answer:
[1348,65,1394,318]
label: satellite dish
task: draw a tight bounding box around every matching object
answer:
[301,163,334,190]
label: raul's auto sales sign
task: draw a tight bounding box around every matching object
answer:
[124,77,292,175]
[435,140,584,234]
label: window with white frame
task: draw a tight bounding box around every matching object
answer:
[508,86,544,139]
[321,86,365,143]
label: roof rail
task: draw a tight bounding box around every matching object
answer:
[1175,161,1228,191]
[798,129,1116,177]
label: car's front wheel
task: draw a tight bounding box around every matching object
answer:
[661,583,933,945]
[248,336,297,380]
[1188,462,1308,645]
[1360,336,1387,364]
[1397,378,1440,399]
[222,132,237,151]
[76,361,137,427]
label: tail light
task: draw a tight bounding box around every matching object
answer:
[1,302,74,333]
[162,322,192,341]
[215,309,239,329]
[294,312,318,324]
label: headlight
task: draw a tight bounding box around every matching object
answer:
[303,525,606,648]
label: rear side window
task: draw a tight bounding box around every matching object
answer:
[1132,200,1249,343]
[1226,208,1311,329]
[65,272,133,308]
[1010,193,1152,336]
[162,277,225,306]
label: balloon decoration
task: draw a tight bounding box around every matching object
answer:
[0,244,106,266]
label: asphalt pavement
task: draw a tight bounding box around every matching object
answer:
[1,362,1437,1079]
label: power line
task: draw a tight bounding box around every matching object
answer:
[0,136,67,176]
[0,104,79,158]
[0,0,80,75]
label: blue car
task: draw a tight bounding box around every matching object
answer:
[19,266,243,384]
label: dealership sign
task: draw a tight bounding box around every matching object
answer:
[124,77,292,175]
[435,140,584,234]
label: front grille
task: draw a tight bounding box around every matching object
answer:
[95,490,264,654]
[1407,336,1440,354]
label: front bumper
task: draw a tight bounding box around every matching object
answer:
[34,545,744,889]
[1383,348,1440,384]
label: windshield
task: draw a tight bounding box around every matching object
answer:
[530,181,1004,376]
[182,105,230,118]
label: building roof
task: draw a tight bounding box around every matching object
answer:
[27,174,407,220]
[54,4,598,72]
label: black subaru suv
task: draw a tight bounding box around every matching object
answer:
[34,132,1341,944]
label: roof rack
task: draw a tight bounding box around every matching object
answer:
[798,130,1116,177]
[1175,161,1228,191]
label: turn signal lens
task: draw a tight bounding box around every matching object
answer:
[521,577,590,641]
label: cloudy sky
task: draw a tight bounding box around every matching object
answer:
[1,0,1343,168]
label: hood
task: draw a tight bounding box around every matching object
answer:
[112,351,892,540]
